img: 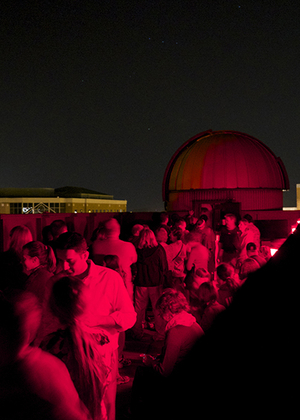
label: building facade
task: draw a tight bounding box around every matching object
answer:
[0,186,127,214]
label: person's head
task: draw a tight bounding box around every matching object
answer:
[198,282,218,306]
[239,258,260,281]
[103,254,126,279]
[243,214,253,223]
[160,212,169,224]
[22,241,56,273]
[174,218,186,231]
[156,289,190,322]
[260,245,271,261]
[195,215,208,231]
[55,232,89,276]
[238,218,249,233]
[224,214,237,230]
[246,242,258,257]
[0,291,42,365]
[90,223,106,242]
[131,224,144,237]
[9,225,33,259]
[42,225,53,245]
[138,227,158,249]
[104,218,121,238]
[216,263,239,291]
[155,227,168,244]
[199,214,208,225]
[103,254,120,271]
[186,231,201,244]
[50,220,68,241]
[216,263,235,284]
[50,276,87,325]
[169,228,183,243]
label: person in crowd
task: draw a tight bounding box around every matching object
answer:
[103,254,126,282]
[238,258,261,284]
[194,214,216,273]
[185,210,198,231]
[174,218,190,243]
[46,220,68,256]
[243,214,261,250]
[216,263,240,307]
[103,254,131,385]
[130,289,203,419]
[163,228,187,292]
[238,218,257,263]
[195,215,215,249]
[36,232,136,420]
[50,220,68,241]
[158,212,171,235]
[0,291,91,420]
[89,218,137,302]
[155,227,169,246]
[89,223,106,245]
[41,277,112,420]
[0,225,33,294]
[246,242,267,267]
[22,241,56,305]
[260,245,272,261]
[42,225,53,245]
[195,282,225,331]
[185,231,209,272]
[128,224,144,249]
[132,227,168,341]
[186,268,211,309]
[218,213,240,266]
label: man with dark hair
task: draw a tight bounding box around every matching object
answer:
[218,213,240,266]
[243,213,261,250]
[37,232,136,420]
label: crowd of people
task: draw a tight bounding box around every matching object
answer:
[0,212,270,420]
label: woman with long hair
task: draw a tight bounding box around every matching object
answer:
[41,276,112,420]
[22,241,56,305]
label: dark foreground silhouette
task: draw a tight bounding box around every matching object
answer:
[149,225,299,420]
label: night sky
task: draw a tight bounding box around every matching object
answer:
[1,1,300,211]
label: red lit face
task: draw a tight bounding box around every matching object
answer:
[56,249,89,276]
[22,249,40,272]
[225,217,236,230]
[238,221,246,233]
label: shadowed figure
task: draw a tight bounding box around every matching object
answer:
[156,225,300,420]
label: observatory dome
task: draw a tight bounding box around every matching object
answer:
[163,130,289,212]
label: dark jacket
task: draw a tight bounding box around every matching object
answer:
[25,266,53,305]
[134,245,168,287]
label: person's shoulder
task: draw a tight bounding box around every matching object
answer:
[22,347,68,376]
[169,322,204,338]
[120,239,137,252]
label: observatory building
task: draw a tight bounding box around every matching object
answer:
[163,130,289,215]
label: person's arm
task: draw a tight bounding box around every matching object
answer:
[186,249,194,271]
[90,271,136,332]
[91,315,120,328]
[217,242,223,263]
[152,330,181,377]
